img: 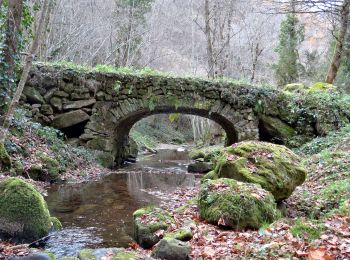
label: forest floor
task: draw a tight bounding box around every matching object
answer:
[134,127,350,259]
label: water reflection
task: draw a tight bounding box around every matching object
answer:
[45,148,195,258]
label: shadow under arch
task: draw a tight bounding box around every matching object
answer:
[113,106,239,164]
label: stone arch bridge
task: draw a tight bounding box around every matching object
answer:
[22,63,348,167]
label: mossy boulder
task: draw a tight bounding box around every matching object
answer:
[164,226,193,241]
[209,141,307,201]
[199,178,281,230]
[259,115,296,145]
[189,145,222,162]
[283,83,306,93]
[78,248,143,260]
[133,206,174,249]
[28,164,44,181]
[12,160,24,176]
[50,217,63,231]
[151,238,190,260]
[0,177,55,242]
[0,142,11,171]
[39,154,61,182]
[308,82,337,93]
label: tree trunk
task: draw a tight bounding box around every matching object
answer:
[204,0,215,78]
[4,0,23,77]
[0,0,50,143]
[326,0,350,84]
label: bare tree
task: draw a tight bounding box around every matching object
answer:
[0,0,51,143]
[2,0,23,101]
[266,0,350,84]
[326,0,350,83]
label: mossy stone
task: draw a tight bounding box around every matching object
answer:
[28,164,44,181]
[59,257,79,260]
[189,145,222,162]
[164,227,192,241]
[308,82,337,93]
[0,177,52,242]
[50,217,63,231]
[133,206,174,249]
[151,238,190,260]
[199,178,281,230]
[0,142,11,171]
[13,160,24,175]
[39,154,60,182]
[212,141,307,201]
[259,115,296,144]
[283,83,306,93]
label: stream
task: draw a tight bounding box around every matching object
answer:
[44,146,196,258]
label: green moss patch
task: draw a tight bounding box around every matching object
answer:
[0,142,11,171]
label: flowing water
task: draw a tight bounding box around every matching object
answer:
[45,146,196,258]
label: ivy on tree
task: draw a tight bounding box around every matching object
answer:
[273,13,304,86]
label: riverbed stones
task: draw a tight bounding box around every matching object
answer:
[0,177,59,242]
[133,206,174,249]
[52,110,90,129]
[199,178,281,230]
[206,141,307,201]
[151,238,190,260]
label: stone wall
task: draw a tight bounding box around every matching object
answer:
[21,63,350,167]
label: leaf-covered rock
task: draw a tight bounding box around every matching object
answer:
[206,141,307,201]
[151,238,190,260]
[199,178,281,230]
[133,206,174,249]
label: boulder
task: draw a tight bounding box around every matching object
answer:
[151,238,190,260]
[187,161,213,174]
[0,177,59,242]
[63,99,96,110]
[189,145,222,162]
[78,248,143,260]
[199,178,281,230]
[164,226,193,241]
[0,143,11,171]
[133,206,174,249]
[23,87,45,104]
[52,110,90,129]
[206,141,307,201]
[39,154,61,182]
[259,115,296,144]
